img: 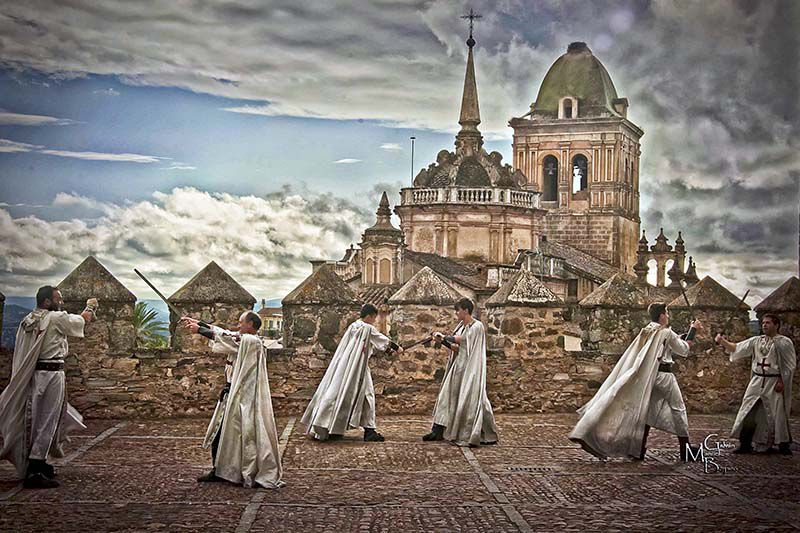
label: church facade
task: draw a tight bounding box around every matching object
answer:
[287,34,691,313]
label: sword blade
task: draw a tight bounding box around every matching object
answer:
[133,268,183,317]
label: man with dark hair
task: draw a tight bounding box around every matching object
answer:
[423,298,498,446]
[571,303,703,461]
[0,286,97,488]
[717,314,796,455]
[181,311,283,488]
[301,303,402,442]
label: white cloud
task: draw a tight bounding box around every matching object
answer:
[0,138,42,153]
[161,162,196,171]
[380,143,403,151]
[92,88,120,97]
[38,149,167,163]
[0,187,371,298]
[333,158,362,164]
[0,110,77,126]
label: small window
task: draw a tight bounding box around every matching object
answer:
[564,100,572,118]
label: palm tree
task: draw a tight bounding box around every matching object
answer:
[133,301,169,348]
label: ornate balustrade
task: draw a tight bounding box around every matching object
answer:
[400,187,540,209]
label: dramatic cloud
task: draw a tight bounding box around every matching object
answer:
[0,109,76,125]
[0,187,373,298]
[38,149,167,163]
[1,0,798,303]
[0,138,42,152]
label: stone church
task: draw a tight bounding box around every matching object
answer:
[287,35,687,312]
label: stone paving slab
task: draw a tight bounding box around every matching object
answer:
[0,502,245,532]
[13,464,255,504]
[268,470,494,506]
[250,503,518,532]
[650,448,800,476]
[76,436,210,466]
[494,471,724,505]
[282,439,473,473]
[515,499,797,532]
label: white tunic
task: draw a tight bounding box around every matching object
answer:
[202,328,283,488]
[570,323,673,459]
[730,335,796,448]
[646,324,691,437]
[431,319,498,447]
[0,310,86,478]
[300,320,390,439]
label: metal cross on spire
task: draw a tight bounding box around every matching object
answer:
[461,8,482,46]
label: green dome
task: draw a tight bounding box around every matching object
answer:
[532,42,621,118]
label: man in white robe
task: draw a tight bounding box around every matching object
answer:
[0,286,95,489]
[181,311,283,488]
[423,298,498,447]
[301,304,402,442]
[570,303,702,461]
[717,313,796,455]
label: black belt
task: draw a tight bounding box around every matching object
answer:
[35,361,65,371]
[658,363,673,373]
[753,372,781,377]
[219,382,231,402]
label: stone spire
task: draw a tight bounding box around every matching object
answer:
[674,231,685,255]
[684,257,699,286]
[651,228,672,253]
[455,28,483,157]
[637,230,649,252]
[364,191,403,237]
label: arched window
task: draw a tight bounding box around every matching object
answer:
[365,258,375,284]
[571,154,588,193]
[564,99,572,118]
[379,258,391,284]
[625,158,629,184]
[542,155,558,202]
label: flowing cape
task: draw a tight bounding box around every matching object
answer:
[569,323,671,459]
[0,310,85,478]
[300,320,387,438]
[432,320,498,447]
[210,333,283,488]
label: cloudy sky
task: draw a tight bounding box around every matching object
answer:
[0,0,798,306]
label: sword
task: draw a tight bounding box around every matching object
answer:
[133,268,184,317]
[401,335,434,351]
[715,289,750,346]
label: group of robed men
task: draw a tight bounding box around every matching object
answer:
[0,287,794,491]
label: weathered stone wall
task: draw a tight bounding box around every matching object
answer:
[575,306,649,354]
[485,305,615,411]
[282,303,361,353]
[169,303,250,353]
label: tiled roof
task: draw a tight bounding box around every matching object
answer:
[667,276,750,310]
[486,269,563,307]
[579,273,647,308]
[169,261,254,304]
[403,250,487,290]
[538,240,619,283]
[358,284,401,306]
[754,276,800,312]
[388,267,465,305]
[282,265,359,306]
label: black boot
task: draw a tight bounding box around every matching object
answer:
[636,425,651,460]
[733,427,755,454]
[778,442,792,456]
[678,437,700,462]
[24,460,58,489]
[197,468,223,482]
[422,424,445,441]
[364,428,385,442]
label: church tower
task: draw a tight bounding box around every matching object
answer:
[510,42,642,272]
[395,24,540,264]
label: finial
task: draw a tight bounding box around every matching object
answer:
[461,8,481,47]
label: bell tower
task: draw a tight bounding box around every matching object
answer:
[509,42,642,272]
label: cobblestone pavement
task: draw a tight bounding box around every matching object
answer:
[1,414,799,532]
